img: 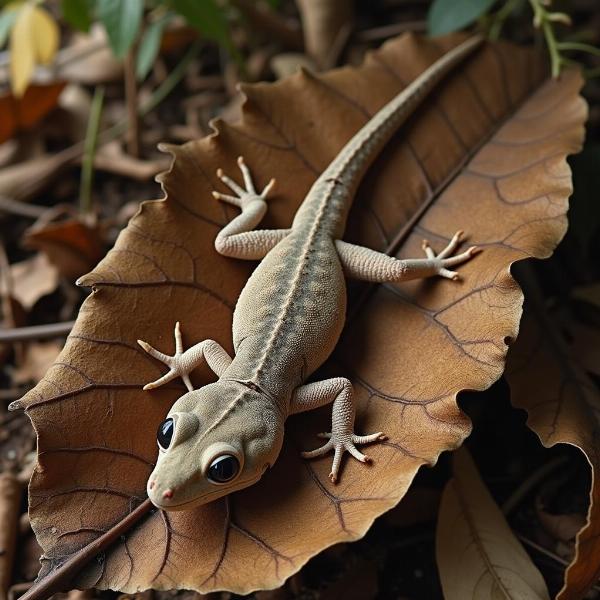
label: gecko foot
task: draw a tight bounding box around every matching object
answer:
[137,321,196,392]
[422,230,480,281]
[301,431,387,483]
[212,156,275,210]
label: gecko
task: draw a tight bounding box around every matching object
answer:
[138,35,484,511]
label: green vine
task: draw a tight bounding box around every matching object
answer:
[480,0,600,78]
[529,0,572,77]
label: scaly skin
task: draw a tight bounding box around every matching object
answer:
[138,35,484,511]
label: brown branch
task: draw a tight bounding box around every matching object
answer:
[18,499,153,600]
[0,321,75,343]
[354,21,427,43]
[0,196,48,219]
[0,474,22,600]
[232,0,303,50]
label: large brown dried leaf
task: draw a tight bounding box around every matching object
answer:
[506,301,600,599]
[17,34,586,594]
[436,447,550,599]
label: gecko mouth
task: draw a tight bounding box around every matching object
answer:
[149,473,263,510]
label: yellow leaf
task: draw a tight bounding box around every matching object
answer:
[9,3,58,97]
[9,3,35,96]
[31,5,58,64]
[436,448,550,599]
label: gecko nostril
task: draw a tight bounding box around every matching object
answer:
[162,488,174,500]
[148,480,155,490]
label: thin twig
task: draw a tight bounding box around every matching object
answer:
[354,21,427,43]
[516,530,600,594]
[232,0,303,50]
[518,532,570,566]
[502,456,569,515]
[0,38,106,71]
[0,389,27,402]
[18,499,153,600]
[0,196,48,219]
[0,321,75,343]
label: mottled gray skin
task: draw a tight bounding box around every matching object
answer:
[138,36,484,511]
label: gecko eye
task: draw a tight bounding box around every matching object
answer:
[207,455,240,483]
[157,418,174,450]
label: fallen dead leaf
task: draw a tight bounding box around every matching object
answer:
[9,3,59,96]
[57,85,93,144]
[0,82,66,145]
[506,298,600,599]
[50,26,122,86]
[436,447,550,599]
[90,141,171,181]
[12,342,63,386]
[25,218,105,281]
[10,253,60,311]
[0,146,79,203]
[270,53,318,79]
[16,34,586,594]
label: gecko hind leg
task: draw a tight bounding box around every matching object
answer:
[335,230,480,283]
[213,157,288,260]
[292,378,387,483]
[138,322,232,392]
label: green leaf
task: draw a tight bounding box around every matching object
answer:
[136,13,173,81]
[96,0,143,58]
[61,0,92,32]
[428,0,496,35]
[0,6,18,48]
[171,0,231,50]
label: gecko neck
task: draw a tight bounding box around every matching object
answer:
[292,35,484,238]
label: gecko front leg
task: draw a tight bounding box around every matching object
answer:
[138,322,232,391]
[291,378,386,483]
[213,156,290,260]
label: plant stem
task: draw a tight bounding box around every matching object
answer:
[25,42,200,209]
[488,0,523,42]
[102,40,201,143]
[556,41,600,57]
[124,44,141,157]
[542,18,562,77]
[79,86,104,215]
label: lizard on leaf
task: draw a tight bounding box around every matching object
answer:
[137,35,484,511]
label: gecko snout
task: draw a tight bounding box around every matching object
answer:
[147,478,177,506]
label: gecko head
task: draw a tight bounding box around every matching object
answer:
[146,380,284,510]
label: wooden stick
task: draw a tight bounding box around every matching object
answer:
[0,321,74,343]
[18,499,153,600]
[0,474,22,600]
